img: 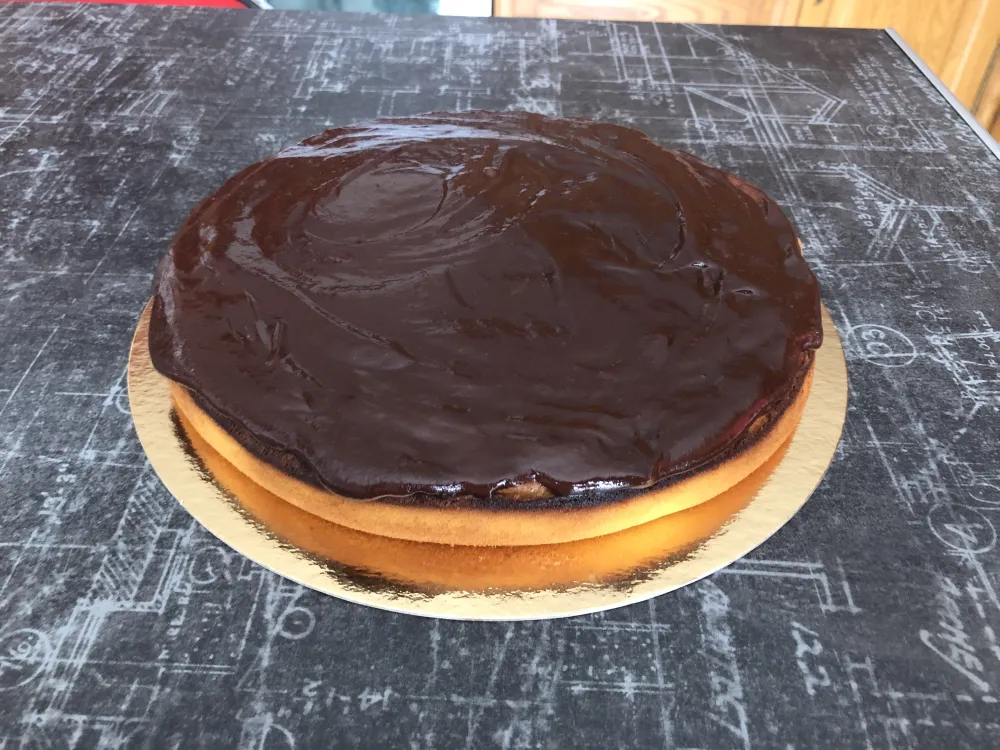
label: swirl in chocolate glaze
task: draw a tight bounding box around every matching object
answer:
[150,111,822,502]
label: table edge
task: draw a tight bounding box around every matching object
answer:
[885,28,1000,161]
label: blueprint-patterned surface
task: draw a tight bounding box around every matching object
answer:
[2,4,1000,748]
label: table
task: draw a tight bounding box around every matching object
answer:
[2,4,1000,748]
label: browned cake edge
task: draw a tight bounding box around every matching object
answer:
[169,359,814,547]
[179,395,792,589]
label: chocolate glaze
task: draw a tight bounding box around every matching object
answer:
[150,111,822,502]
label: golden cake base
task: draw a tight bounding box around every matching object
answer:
[128,303,847,620]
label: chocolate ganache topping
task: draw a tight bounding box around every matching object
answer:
[150,111,822,502]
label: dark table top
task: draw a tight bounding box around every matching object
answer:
[3,4,1000,748]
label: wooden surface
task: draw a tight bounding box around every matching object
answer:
[799,0,1000,111]
[492,0,801,24]
[493,0,1000,133]
[974,43,1000,137]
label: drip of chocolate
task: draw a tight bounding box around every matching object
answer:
[150,111,822,501]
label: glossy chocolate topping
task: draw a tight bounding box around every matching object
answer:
[150,111,822,501]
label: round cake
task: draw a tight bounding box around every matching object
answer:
[149,111,823,547]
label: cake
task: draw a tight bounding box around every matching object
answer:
[149,111,822,547]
